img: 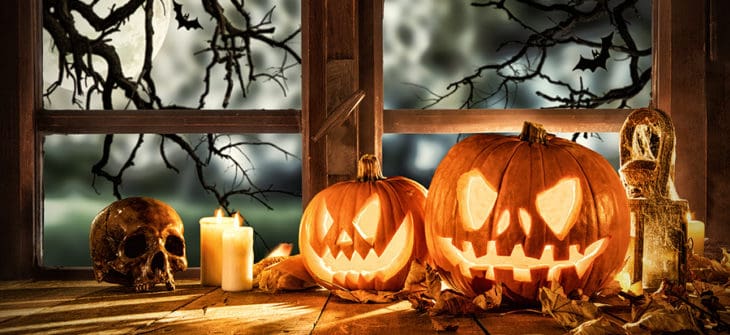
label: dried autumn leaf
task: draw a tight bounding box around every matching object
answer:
[398,261,438,311]
[473,285,502,311]
[406,291,435,312]
[688,253,730,283]
[403,259,428,292]
[721,247,730,267]
[332,289,397,303]
[425,264,443,300]
[252,256,287,288]
[258,255,318,292]
[569,316,626,335]
[252,243,294,288]
[624,304,700,334]
[539,286,600,328]
[430,289,482,316]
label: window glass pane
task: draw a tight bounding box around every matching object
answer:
[43,134,302,267]
[383,0,651,109]
[383,133,619,188]
[42,0,301,110]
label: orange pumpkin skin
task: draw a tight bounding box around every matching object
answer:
[425,122,630,302]
[299,155,428,291]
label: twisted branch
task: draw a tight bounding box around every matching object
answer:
[420,0,650,109]
[44,0,302,221]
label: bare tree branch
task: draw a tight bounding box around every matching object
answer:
[419,0,650,110]
[44,0,302,232]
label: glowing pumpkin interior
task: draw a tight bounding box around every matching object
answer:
[299,154,427,291]
[438,171,608,283]
[425,123,630,301]
[300,195,415,289]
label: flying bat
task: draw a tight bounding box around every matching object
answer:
[573,33,613,72]
[173,0,203,30]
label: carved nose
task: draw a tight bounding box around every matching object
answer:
[336,231,353,247]
[151,251,167,272]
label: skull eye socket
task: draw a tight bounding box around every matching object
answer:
[123,234,147,258]
[165,235,185,256]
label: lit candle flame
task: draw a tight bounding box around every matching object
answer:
[214,208,225,224]
[233,212,244,227]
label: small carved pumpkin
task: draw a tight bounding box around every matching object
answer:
[425,122,630,302]
[299,154,427,291]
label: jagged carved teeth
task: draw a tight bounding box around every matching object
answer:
[307,216,413,287]
[438,237,609,283]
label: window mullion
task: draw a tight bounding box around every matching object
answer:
[37,109,301,134]
[384,108,632,133]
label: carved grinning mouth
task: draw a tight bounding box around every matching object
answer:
[436,237,609,282]
[301,214,414,287]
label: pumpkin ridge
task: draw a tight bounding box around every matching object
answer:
[377,178,425,258]
[555,142,606,252]
[554,140,629,293]
[469,137,524,252]
[300,154,428,292]
[425,125,630,302]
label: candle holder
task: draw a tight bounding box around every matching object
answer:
[619,107,688,291]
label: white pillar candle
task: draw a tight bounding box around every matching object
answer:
[688,219,705,255]
[222,226,254,291]
[199,210,237,286]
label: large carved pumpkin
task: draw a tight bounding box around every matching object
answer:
[299,154,428,291]
[425,122,630,302]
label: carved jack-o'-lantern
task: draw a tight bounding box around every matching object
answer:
[425,122,630,302]
[299,155,427,291]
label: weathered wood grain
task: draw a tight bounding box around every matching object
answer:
[0,280,686,334]
[37,110,301,134]
[384,109,632,133]
[140,287,329,334]
[0,280,213,334]
[0,281,109,324]
[312,295,486,334]
[477,311,566,335]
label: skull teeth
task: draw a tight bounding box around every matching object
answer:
[438,237,609,282]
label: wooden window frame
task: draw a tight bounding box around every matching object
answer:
[1,0,707,279]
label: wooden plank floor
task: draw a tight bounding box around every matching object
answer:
[0,280,567,334]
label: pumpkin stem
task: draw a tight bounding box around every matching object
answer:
[357,154,386,182]
[519,121,549,144]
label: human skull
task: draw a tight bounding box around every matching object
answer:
[90,197,188,292]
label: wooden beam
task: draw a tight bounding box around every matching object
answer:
[384,109,632,133]
[302,0,329,204]
[654,1,708,225]
[311,90,365,142]
[0,0,38,279]
[705,0,729,243]
[302,0,382,205]
[357,0,384,160]
[37,110,301,134]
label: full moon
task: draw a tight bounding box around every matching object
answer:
[43,0,172,109]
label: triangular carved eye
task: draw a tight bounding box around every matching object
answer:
[352,194,380,245]
[536,178,582,240]
[457,169,497,231]
[319,202,334,241]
